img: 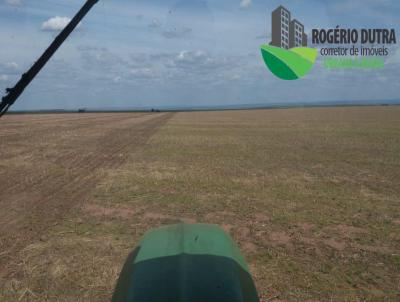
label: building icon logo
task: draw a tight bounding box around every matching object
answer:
[261,5,317,80]
[270,6,307,49]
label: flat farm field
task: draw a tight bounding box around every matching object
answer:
[0,107,399,301]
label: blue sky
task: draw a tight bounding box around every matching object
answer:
[0,0,399,110]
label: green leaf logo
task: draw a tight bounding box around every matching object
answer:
[261,45,318,80]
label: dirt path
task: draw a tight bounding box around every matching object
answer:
[0,113,174,276]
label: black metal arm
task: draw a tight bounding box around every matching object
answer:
[0,0,99,117]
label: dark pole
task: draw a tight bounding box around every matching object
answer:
[0,0,99,117]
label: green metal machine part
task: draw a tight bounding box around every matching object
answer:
[112,223,260,302]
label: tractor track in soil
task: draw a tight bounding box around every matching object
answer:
[0,112,174,276]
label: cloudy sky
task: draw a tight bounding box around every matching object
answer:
[0,0,399,110]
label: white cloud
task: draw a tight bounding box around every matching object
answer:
[41,16,81,32]
[113,76,122,83]
[6,0,22,6]
[148,18,161,28]
[0,62,19,75]
[4,62,18,70]
[240,0,251,8]
[129,68,155,79]
[162,27,192,39]
[165,50,238,79]
[0,74,9,81]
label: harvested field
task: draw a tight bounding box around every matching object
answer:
[0,107,399,301]
[0,113,173,275]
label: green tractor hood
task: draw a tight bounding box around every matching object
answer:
[112,223,260,302]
